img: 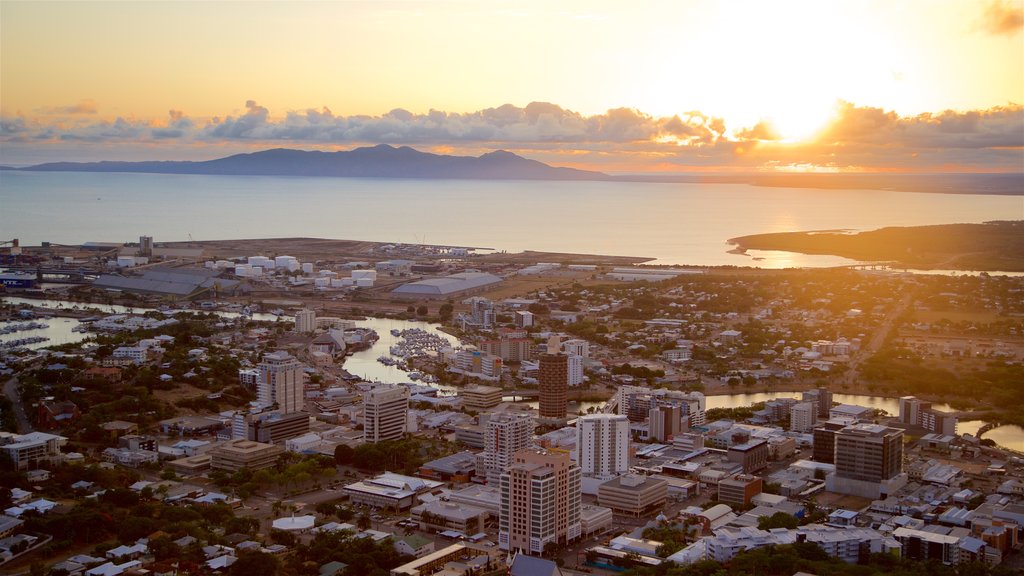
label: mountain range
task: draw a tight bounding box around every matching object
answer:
[3,145,1021,194]
[4,145,608,181]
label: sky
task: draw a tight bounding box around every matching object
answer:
[1,0,1022,172]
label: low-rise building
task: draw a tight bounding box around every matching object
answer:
[597,474,668,518]
[718,475,763,506]
[0,432,67,470]
[459,385,503,410]
[344,473,444,511]
[411,500,489,534]
[209,439,283,472]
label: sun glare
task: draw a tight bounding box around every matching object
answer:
[765,98,838,143]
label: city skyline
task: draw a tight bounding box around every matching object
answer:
[2,0,1022,171]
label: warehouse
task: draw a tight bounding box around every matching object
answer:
[92,267,241,299]
[390,272,502,300]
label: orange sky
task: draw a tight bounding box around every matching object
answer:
[1,0,1022,171]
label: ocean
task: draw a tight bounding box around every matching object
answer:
[1,170,1021,266]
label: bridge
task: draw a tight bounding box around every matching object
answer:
[975,421,1002,440]
[3,265,100,284]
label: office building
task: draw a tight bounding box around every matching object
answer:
[538,337,568,421]
[718,475,763,506]
[460,385,503,410]
[812,418,855,464]
[597,474,667,517]
[649,404,682,442]
[828,423,906,499]
[728,439,769,474]
[257,351,304,414]
[483,412,534,485]
[499,449,582,554]
[243,411,311,444]
[790,402,818,433]
[577,414,630,479]
[363,384,410,443]
[615,386,706,428]
[802,387,833,417]
[899,396,957,436]
[294,309,316,333]
[210,439,283,472]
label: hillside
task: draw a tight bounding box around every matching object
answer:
[10,145,608,181]
[728,221,1024,271]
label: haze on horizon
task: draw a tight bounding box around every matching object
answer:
[1,0,1022,173]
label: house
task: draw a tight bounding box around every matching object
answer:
[394,534,435,558]
[319,561,348,576]
[37,400,80,429]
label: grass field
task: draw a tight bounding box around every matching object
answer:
[912,309,1003,324]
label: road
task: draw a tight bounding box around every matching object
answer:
[839,289,916,387]
[3,376,33,433]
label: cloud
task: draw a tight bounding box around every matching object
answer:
[736,121,782,141]
[40,99,99,115]
[1,99,1021,172]
[980,0,1023,35]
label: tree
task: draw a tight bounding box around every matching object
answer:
[757,511,799,531]
[228,551,280,576]
[439,303,453,322]
[357,513,372,530]
[416,305,428,316]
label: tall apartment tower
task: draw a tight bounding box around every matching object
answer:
[294,309,316,333]
[499,449,582,554]
[828,423,906,499]
[803,387,833,418]
[538,336,568,421]
[790,402,818,433]
[363,384,410,443]
[483,412,534,484]
[648,404,682,442]
[257,351,304,414]
[576,414,630,479]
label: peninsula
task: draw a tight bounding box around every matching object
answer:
[729,221,1024,271]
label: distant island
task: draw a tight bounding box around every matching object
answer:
[2,144,1022,194]
[729,221,1024,271]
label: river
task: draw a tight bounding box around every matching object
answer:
[3,295,1022,451]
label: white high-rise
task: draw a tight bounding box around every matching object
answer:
[257,351,304,414]
[576,414,630,479]
[483,412,534,484]
[562,339,590,358]
[294,309,316,333]
[567,354,585,386]
[363,384,410,443]
[791,402,818,433]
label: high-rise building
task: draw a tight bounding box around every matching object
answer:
[514,310,534,328]
[567,354,585,387]
[812,418,854,464]
[483,412,534,484]
[363,384,409,443]
[803,387,833,418]
[648,404,682,442]
[257,351,304,414]
[828,423,906,498]
[294,309,316,333]
[562,339,590,358]
[790,402,818,433]
[614,385,706,428]
[899,396,958,435]
[576,414,630,479]
[538,337,568,421]
[499,449,581,554]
